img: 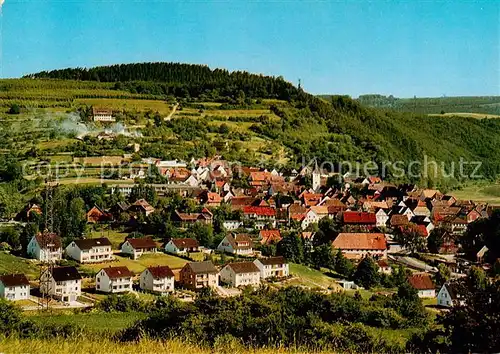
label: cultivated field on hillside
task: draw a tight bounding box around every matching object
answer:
[450,183,500,204]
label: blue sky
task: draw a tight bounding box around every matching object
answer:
[1,0,498,97]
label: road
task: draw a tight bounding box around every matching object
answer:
[390,255,438,272]
[164,103,179,121]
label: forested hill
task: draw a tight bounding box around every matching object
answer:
[24,62,300,100]
[322,94,500,116]
[22,63,500,184]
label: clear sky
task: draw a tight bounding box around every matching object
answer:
[0,0,498,97]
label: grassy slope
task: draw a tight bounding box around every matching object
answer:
[80,253,189,274]
[450,183,500,204]
[288,263,341,290]
[28,312,146,333]
[0,338,314,354]
[0,252,40,279]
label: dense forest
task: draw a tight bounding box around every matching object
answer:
[24,63,301,100]
[22,62,500,184]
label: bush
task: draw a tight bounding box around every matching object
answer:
[97,294,151,313]
[8,104,21,114]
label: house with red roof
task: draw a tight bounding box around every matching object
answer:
[86,205,113,224]
[198,191,223,206]
[217,234,253,255]
[259,229,282,245]
[96,266,133,293]
[121,237,157,260]
[331,233,387,260]
[172,209,213,227]
[407,273,435,298]
[165,238,200,254]
[242,206,276,229]
[140,266,175,293]
[342,212,377,228]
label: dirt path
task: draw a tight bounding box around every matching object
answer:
[164,103,178,121]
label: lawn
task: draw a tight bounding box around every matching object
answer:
[29,312,146,333]
[0,252,40,280]
[450,182,500,204]
[89,229,128,249]
[80,253,189,274]
[288,263,341,290]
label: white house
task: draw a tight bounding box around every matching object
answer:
[253,256,289,279]
[40,266,81,303]
[96,266,133,293]
[0,274,30,301]
[217,234,253,256]
[140,266,175,293]
[222,220,243,231]
[164,238,200,254]
[437,283,463,308]
[375,209,389,227]
[220,262,261,287]
[407,273,436,298]
[93,108,115,122]
[121,237,157,260]
[65,238,113,263]
[27,231,63,262]
[301,209,321,230]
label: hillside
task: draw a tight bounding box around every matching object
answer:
[350,94,500,116]
[4,62,500,188]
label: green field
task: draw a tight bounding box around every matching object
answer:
[450,183,500,204]
[288,263,342,290]
[80,253,190,274]
[74,98,173,114]
[89,229,128,249]
[29,312,146,333]
[0,337,303,354]
[0,252,40,279]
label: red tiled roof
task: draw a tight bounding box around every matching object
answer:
[35,231,62,251]
[171,238,199,249]
[416,225,429,237]
[407,273,434,290]
[332,233,387,250]
[259,229,282,244]
[227,262,260,274]
[343,212,377,224]
[391,214,410,226]
[147,265,174,278]
[258,256,287,265]
[0,273,30,287]
[242,206,276,216]
[126,237,157,249]
[102,266,134,279]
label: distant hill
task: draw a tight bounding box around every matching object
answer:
[21,63,500,185]
[319,94,500,116]
[24,62,300,101]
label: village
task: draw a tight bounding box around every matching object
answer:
[0,148,494,313]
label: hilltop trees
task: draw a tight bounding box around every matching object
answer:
[25,62,300,101]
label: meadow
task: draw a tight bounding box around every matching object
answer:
[80,253,190,274]
[0,338,317,354]
[450,183,500,204]
[0,252,40,279]
[28,311,146,333]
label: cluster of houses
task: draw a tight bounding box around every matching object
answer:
[5,157,495,308]
[0,256,289,303]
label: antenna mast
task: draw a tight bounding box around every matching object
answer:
[39,174,55,312]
